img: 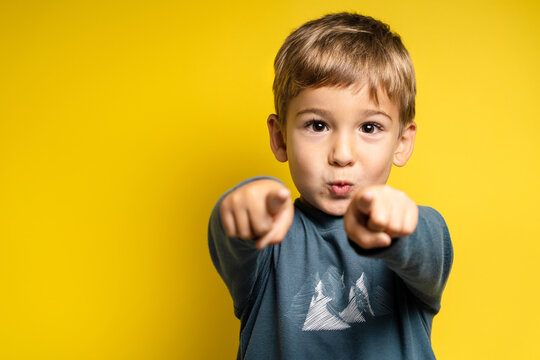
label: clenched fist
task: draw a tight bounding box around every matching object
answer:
[219,179,294,249]
[344,185,418,249]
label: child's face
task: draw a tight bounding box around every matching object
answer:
[268,83,416,216]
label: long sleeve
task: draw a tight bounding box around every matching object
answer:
[210,193,452,359]
[207,176,284,318]
[350,206,453,313]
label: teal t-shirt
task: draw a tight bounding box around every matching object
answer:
[208,176,453,360]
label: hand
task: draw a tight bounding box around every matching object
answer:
[344,185,418,249]
[219,179,294,249]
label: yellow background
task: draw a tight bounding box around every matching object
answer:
[1,0,539,359]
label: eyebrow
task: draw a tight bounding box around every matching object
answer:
[295,108,333,119]
[363,109,393,122]
[295,108,393,122]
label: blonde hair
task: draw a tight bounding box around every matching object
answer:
[273,12,416,134]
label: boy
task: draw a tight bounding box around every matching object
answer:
[208,12,453,360]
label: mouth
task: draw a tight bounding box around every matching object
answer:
[328,181,354,196]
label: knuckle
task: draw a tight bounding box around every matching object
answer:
[225,194,237,210]
[253,220,272,237]
[245,184,261,199]
[238,228,252,240]
[386,221,402,235]
[370,214,387,228]
[262,219,273,233]
[386,227,399,238]
[219,197,230,213]
[404,222,416,235]
[229,193,241,207]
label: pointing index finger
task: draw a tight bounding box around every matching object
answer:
[267,188,290,216]
[356,190,374,215]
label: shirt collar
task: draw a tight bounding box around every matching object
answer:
[294,197,344,230]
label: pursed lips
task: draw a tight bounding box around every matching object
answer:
[328,181,354,196]
[328,180,353,186]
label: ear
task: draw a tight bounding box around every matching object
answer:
[393,121,417,167]
[267,114,288,162]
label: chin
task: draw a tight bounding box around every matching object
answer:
[321,200,350,216]
[301,194,351,216]
[324,208,346,216]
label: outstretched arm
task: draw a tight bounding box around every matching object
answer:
[208,176,294,317]
[344,185,453,313]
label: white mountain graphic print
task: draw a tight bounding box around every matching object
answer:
[338,274,375,324]
[302,280,351,331]
[286,266,388,332]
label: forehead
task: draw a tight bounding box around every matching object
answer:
[286,84,399,123]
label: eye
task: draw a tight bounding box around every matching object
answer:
[360,122,382,134]
[305,120,328,132]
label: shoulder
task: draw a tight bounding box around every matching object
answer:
[417,206,449,230]
[416,205,453,262]
[418,205,444,218]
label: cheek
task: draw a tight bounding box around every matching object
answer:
[288,139,321,180]
[290,146,314,176]
[360,144,395,179]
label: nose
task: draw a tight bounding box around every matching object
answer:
[329,132,354,167]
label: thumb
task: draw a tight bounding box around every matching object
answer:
[266,188,291,216]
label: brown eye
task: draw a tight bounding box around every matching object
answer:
[362,124,374,133]
[313,122,325,131]
[306,120,328,132]
[361,123,381,134]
